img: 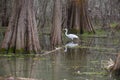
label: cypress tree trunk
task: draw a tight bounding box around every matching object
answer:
[67,0,95,34]
[0,0,41,53]
[50,0,62,48]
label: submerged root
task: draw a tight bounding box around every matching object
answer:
[103,58,114,72]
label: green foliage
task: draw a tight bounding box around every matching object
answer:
[81,31,93,36]
[77,45,115,51]
[95,29,106,35]
[81,29,106,37]
[15,48,25,53]
[0,48,7,53]
[0,47,36,54]
[7,47,15,53]
[0,53,35,57]
[0,27,7,32]
[110,22,118,28]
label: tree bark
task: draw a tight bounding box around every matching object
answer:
[50,0,62,48]
[67,0,95,34]
[0,0,41,53]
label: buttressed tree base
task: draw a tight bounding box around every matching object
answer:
[0,0,41,53]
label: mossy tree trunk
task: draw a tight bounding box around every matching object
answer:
[67,0,95,34]
[50,0,62,48]
[0,0,41,53]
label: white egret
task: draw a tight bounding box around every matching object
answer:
[64,28,79,40]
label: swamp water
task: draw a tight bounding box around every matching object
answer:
[0,32,120,80]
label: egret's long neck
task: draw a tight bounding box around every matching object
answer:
[65,29,68,36]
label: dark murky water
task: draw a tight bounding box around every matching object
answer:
[0,32,120,80]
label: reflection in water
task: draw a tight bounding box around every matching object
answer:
[0,56,37,78]
[64,41,78,52]
[0,49,116,80]
[0,33,120,80]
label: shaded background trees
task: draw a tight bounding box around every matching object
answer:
[35,0,120,33]
[0,0,120,53]
[0,0,12,27]
[88,0,120,29]
[0,0,119,28]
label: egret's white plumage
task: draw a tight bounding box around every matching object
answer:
[64,28,79,40]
